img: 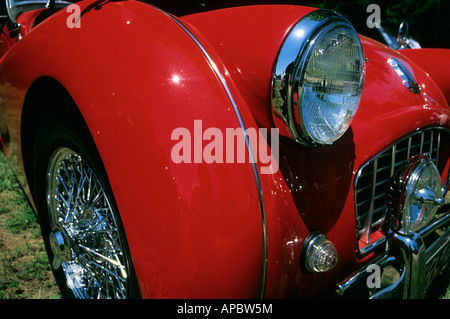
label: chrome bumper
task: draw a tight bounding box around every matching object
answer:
[336,212,450,298]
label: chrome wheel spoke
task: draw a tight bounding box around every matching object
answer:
[47,147,129,299]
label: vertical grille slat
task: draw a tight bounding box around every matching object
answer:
[436,131,441,165]
[407,136,412,159]
[354,128,447,254]
[390,145,396,177]
[420,131,425,154]
[361,158,378,244]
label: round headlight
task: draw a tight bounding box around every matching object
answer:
[386,154,444,233]
[272,10,364,146]
[402,156,444,231]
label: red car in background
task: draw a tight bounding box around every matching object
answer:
[0,0,449,299]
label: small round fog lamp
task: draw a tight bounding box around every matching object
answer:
[302,232,338,272]
[402,155,444,231]
[386,154,444,232]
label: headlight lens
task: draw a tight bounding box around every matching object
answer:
[402,156,444,231]
[272,10,364,146]
[386,154,444,233]
[301,25,364,144]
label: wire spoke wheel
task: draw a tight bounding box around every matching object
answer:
[46,147,129,299]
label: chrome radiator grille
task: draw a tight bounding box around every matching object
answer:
[354,128,446,254]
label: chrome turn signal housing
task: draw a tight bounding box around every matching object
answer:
[385,154,444,233]
[302,232,338,272]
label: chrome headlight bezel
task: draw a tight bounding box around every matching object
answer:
[271,9,365,147]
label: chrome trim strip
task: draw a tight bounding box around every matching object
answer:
[387,58,421,94]
[337,213,450,297]
[419,213,450,238]
[151,7,268,298]
[5,0,71,24]
[336,254,388,295]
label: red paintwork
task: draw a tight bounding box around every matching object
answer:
[400,48,450,104]
[0,32,12,58]
[1,1,264,298]
[0,0,449,298]
[181,6,450,297]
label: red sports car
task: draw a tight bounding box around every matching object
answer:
[0,0,449,299]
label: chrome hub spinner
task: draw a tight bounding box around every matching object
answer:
[49,229,71,270]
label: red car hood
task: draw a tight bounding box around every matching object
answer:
[181,6,450,166]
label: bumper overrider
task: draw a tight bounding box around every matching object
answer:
[337,154,450,298]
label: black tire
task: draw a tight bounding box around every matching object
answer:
[32,114,140,299]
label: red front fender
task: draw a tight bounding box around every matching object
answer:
[0,0,271,298]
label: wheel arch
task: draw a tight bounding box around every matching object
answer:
[21,76,89,198]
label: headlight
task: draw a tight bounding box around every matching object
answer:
[272,10,364,146]
[386,154,444,232]
[401,155,444,231]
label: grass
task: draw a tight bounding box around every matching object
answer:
[0,149,448,299]
[0,151,60,299]
[443,287,450,299]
